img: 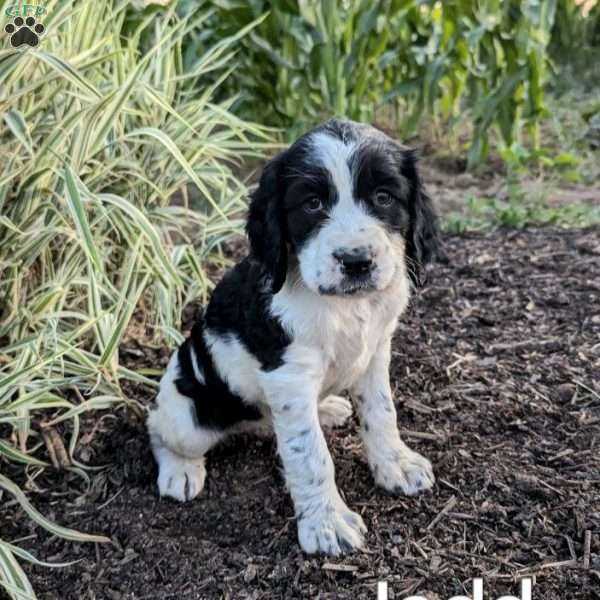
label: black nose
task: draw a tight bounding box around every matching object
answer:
[334,249,373,276]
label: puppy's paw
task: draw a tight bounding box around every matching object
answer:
[156,450,206,502]
[373,449,434,496]
[318,395,353,429]
[297,499,367,555]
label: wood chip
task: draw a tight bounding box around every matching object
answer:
[427,495,457,531]
[583,530,592,570]
[322,563,359,573]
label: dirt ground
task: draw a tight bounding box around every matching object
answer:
[2,226,600,600]
[420,157,600,217]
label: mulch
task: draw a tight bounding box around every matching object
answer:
[2,227,599,600]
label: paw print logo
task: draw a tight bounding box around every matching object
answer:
[4,16,45,48]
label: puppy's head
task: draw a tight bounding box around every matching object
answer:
[247,118,440,295]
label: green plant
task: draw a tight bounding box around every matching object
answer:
[178,0,397,138]
[445,193,600,233]
[0,1,269,597]
[181,0,574,167]
[552,0,600,72]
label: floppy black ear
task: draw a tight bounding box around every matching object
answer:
[402,150,443,287]
[246,154,288,293]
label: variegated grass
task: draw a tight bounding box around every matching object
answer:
[0,1,271,598]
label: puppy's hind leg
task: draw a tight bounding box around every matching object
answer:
[147,349,223,502]
[236,394,354,439]
[318,395,353,429]
[235,394,354,437]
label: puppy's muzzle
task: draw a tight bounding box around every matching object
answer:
[333,247,374,278]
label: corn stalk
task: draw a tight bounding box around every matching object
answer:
[196,0,569,166]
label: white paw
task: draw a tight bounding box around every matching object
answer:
[373,449,435,496]
[155,446,206,502]
[318,395,353,429]
[297,497,367,555]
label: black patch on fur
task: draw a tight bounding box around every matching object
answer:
[400,150,443,286]
[283,164,336,253]
[176,194,295,430]
[352,143,411,235]
[175,319,263,430]
[246,157,289,293]
[204,257,291,371]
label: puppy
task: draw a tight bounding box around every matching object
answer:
[147,118,440,555]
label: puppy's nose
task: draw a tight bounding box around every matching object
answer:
[333,248,373,276]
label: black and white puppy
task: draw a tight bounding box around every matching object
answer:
[147,118,440,555]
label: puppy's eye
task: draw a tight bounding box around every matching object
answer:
[374,190,393,207]
[304,196,323,213]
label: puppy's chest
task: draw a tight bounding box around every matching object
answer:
[319,303,387,393]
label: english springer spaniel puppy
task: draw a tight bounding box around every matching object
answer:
[147,118,440,555]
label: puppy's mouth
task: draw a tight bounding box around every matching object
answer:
[318,275,377,297]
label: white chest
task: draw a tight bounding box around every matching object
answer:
[272,277,409,396]
[319,301,380,394]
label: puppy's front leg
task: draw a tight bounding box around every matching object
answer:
[352,337,435,496]
[263,368,366,555]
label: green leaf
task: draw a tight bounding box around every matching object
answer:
[0,474,110,544]
[3,111,33,157]
[63,167,103,274]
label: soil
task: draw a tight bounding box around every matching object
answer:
[419,158,600,217]
[2,227,600,600]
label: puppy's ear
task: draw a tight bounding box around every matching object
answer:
[402,150,443,287]
[246,154,288,293]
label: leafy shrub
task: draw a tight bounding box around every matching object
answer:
[0,1,266,597]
